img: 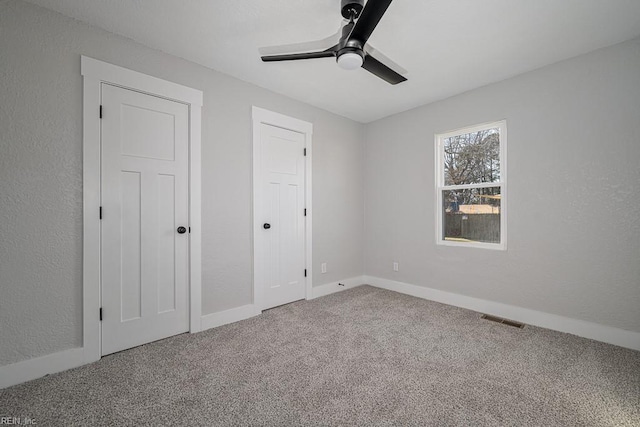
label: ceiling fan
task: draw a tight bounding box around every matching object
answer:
[260,0,407,85]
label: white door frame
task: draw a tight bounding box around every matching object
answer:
[252,106,313,312]
[81,56,203,363]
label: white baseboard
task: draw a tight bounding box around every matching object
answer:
[1,303,259,389]
[310,276,365,299]
[363,275,640,351]
[200,276,367,330]
[0,347,86,389]
[200,304,259,332]
[5,277,634,390]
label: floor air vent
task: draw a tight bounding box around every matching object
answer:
[481,314,525,329]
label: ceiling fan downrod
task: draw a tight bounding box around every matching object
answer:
[337,0,366,69]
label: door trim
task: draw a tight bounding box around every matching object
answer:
[252,106,313,312]
[81,56,203,363]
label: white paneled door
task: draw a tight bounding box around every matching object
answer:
[257,123,306,310]
[101,84,189,355]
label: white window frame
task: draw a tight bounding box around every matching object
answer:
[435,120,507,250]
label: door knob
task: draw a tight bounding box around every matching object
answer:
[263,223,271,229]
[177,226,187,234]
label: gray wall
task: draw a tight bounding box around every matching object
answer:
[0,0,365,366]
[364,38,640,332]
[2,0,638,369]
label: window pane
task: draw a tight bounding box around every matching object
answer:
[444,128,500,186]
[442,187,501,244]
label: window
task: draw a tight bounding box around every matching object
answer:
[435,120,506,249]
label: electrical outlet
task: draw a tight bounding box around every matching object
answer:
[321,262,327,274]
[393,262,399,272]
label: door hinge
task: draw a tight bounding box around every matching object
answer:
[99,307,103,321]
[99,206,102,220]
[303,148,307,156]
[304,269,307,277]
[189,227,191,233]
[99,105,103,119]
[304,208,307,216]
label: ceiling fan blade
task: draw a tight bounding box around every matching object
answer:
[259,25,343,56]
[365,44,407,75]
[349,0,393,45]
[261,48,337,62]
[362,53,407,85]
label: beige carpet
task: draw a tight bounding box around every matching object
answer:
[1,285,639,426]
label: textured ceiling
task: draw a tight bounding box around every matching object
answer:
[24,0,640,122]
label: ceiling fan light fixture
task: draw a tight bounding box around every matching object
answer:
[337,50,364,70]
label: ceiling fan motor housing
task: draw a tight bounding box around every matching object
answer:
[341,0,365,19]
[337,24,365,69]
